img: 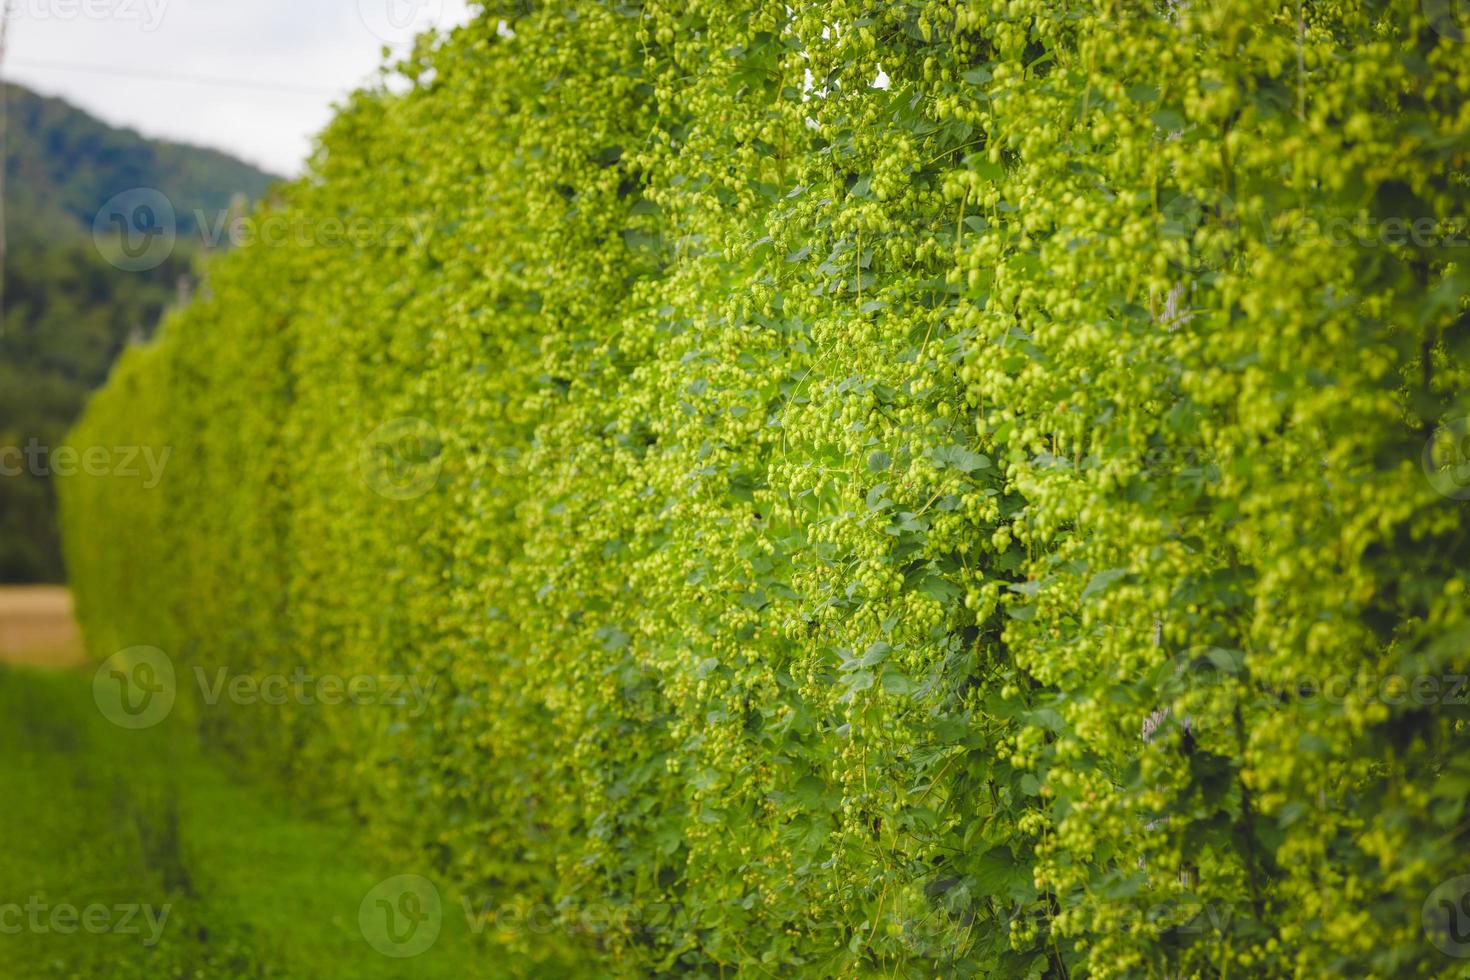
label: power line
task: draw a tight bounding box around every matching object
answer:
[8,58,345,97]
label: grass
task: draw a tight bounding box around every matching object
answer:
[0,664,497,978]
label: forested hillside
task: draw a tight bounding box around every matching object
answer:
[0,83,277,581]
[3,84,275,242]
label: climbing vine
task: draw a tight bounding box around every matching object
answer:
[61,1,1470,976]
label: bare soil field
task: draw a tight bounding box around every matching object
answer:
[0,586,89,668]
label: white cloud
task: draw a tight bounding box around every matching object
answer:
[5,0,477,176]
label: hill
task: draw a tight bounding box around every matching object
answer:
[1,82,279,582]
[3,83,276,242]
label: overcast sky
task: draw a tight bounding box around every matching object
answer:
[5,0,478,177]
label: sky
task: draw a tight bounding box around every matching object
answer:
[4,0,478,177]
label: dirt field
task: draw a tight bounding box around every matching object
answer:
[0,586,89,668]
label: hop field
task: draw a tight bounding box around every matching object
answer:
[51,1,1470,976]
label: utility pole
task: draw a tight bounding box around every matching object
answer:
[0,0,13,337]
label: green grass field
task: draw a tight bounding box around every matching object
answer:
[0,665,493,978]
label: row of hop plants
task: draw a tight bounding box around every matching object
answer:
[61,1,1470,975]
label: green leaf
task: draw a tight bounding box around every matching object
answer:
[1151,108,1186,132]
[1081,568,1127,600]
[858,641,891,667]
